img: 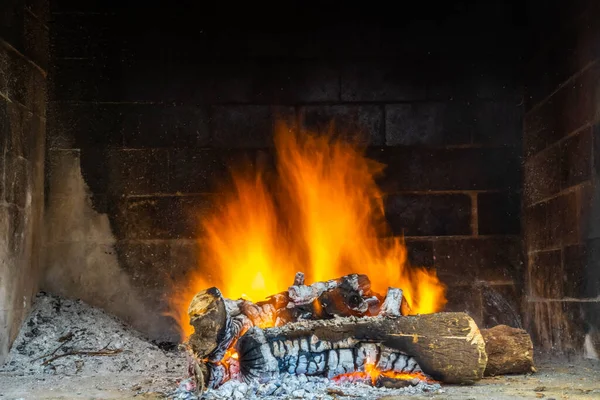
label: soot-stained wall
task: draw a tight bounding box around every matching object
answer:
[0,0,48,363]
[523,0,600,355]
[46,1,525,341]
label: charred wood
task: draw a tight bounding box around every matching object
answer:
[379,287,403,317]
[481,325,535,376]
[187,274,383,359]
[236,312,487,384]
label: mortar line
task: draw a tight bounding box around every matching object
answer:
[0,39,47,77]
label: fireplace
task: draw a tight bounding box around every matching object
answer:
[1,0,599,398]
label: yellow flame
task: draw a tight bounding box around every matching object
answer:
[171,122,447,339]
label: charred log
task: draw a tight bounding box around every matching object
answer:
[481,325,535,376]
[236,312,487,384]
[187,274,383,359]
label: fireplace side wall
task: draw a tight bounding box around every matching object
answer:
[0,0,48,363]
[523,1,600,354]
[45,3,524,339]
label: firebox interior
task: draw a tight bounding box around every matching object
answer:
[0,0,599,398]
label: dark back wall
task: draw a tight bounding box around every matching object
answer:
[45,0,525,341]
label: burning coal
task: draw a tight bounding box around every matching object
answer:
[170,123,447,339]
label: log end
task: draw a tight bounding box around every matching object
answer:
[481,325,535,376]
[187,287,229,358]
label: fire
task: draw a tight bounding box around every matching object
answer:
[171,122,447,339]
[332,362,435,385]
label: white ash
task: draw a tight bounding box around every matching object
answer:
[171,374,442,400]
[1,292,185,377]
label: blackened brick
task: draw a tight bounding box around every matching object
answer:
[560,128,592,190]
[255,61,340,103]
[169,149,228,194]
[584,238,600,298]
[404,239,433,267]
[482,284,523,329]
[211,106,293,148]
[24,0,49,22]
[477,191,520,235]
[530,250,562,299]
[386,101,520,147]
[385,193,471,237]
[47,102,123,148]
[7,203,26,255]
[4,155,29,208]
[107,149,169,196]
[525,19,600,112]
[124,195,214,240]
[444,285,483,326]
[0,47,46,114]
[524,145,560,205]
[168,240,201,282]
[300,105,383,145]
[341,61,427,102]
[434,237,521,285]
[470,101,522,145]
[23,11,48,70]
[594,123,600,176]
[50,13,119,59]
[50,58,115,101]
[428,60,520,102]
[563,244,586,298]
[525,64,600,154]
[385,103,468,146]
[0,0,24,50]
[524,192,579,251]
[526,301,586,352]
[118,240,172,291]
[370,146,520,192]
[4,101,25,158]
[122,105,210,148]
[79,146,110,195]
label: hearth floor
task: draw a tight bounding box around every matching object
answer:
[1,358,599,400]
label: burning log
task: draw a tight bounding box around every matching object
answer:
[481,325,535,376]
[187,274,384,360]
[235,312,487,384]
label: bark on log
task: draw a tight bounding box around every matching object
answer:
[481,325,535,376]
[236,312,487,384]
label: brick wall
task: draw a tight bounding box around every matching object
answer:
[46,1,525,339]
[0,0,48,363]
[523,1,600,353]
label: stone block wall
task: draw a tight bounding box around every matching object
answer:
[0,0,48,363]
[523,0,600,353]
[46,1,525,339]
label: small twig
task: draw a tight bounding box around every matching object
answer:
[41,348,123,366]
[32,341,70,362]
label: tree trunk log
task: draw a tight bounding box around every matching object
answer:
[236,312,487,384]
[481,325,535,376]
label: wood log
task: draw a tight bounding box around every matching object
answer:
[187,274,381,360]
[187,287,252,362]
[236,312,487,384]
[481,325,535,376]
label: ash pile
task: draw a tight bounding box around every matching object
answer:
[172,373,442,400]
[1,292,184,378]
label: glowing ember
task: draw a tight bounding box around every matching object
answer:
[332,363,436,386]
[170,122,447,339]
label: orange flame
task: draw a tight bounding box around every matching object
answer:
[333,362,436,385]
[171,122,447,339]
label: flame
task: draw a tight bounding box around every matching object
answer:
[171,122,447,339]
[333,362,435,385]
